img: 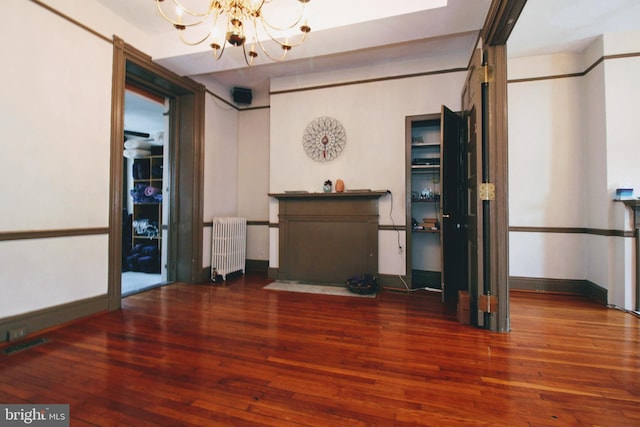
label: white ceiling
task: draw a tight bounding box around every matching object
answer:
[107,0,640,118]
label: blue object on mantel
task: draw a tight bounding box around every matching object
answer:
[615,188,633,199]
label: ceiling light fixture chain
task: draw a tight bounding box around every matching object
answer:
[155,0,311,66]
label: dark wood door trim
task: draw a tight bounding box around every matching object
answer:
[482,0,528,46]
[484,44,510,332]
[108,37,127,311]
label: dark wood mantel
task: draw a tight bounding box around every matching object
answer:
[622,199,640,222]
[269,191,387,284]
[269,191,389,200]
[622,199,640,310]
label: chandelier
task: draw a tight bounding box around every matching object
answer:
[155,0,311,66]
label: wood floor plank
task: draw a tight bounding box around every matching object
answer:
[1,273,639,426]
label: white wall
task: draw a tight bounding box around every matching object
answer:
[508,55,588,281]
[238,109,271,262]
[200,101,270,267]
[269,70,466,276]
[601,48,640,308]
[201,94,240,267]
[508,35,640,309]
[0,1,113,317]
[0,1,242,320]
[40,0,150,51]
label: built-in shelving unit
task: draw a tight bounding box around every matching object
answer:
[407,114,442,289]
[126,147,163,273]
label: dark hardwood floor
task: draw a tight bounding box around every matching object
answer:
[1,273,639,426]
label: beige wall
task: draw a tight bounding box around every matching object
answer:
[0,1,113,317]
[508,32,640,309]
[268,71,466,276]
[238,109,270,262]
[0,1,242,320]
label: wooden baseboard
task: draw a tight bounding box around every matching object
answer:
[201,260,270,283]
[585,280,608,305]
[0,294,108,343]
[509,276,608,305]
[246,259,268,273]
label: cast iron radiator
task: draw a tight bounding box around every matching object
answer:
[211,217,247,281]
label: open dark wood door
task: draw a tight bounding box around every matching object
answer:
[441,106,468,304]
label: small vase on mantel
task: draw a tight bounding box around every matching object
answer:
[335,179,345,193]
[323,180,332,193]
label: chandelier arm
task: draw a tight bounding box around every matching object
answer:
[286,30,309,48]
[270,29,309,48]
[169,0,215,19]
[258,3,307,32]
[155,0,215,27]
[254,36,290,61]
[250,0,268,13]
[241,43,256,66]
[212,39,227,60]
[178,28,213,46]
[257,16,309,49]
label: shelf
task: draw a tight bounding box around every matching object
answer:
[411,143,440,148]
[269,191,388,200]
[127,151,163,274]
[408,113,442,276]
[412,165,440,172]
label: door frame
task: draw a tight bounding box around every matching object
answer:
[478,43,510,332]
[405,113,441,290]
[107,37,206,310]
[463,0,525,331]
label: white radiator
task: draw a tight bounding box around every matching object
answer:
[211,217,247,281]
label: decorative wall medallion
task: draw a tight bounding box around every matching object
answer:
[302,116,346,162]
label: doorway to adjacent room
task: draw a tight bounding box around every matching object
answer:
[108,38,206,311]
[121,87,170,296]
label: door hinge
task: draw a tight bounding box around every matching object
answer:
[479,294,498,313]
[478,65,495,84]
[479,183,495,201]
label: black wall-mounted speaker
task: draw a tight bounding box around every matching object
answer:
[232,87,252,105]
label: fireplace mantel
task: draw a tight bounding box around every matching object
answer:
[269,190,388,200]
[269,191,387,284]
[622,199,640,311]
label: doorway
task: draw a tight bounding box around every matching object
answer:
[405,107,468,303]
[108,37,206,311]
[121,88,170,296]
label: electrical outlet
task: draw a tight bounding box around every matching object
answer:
[7,327,27,341]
